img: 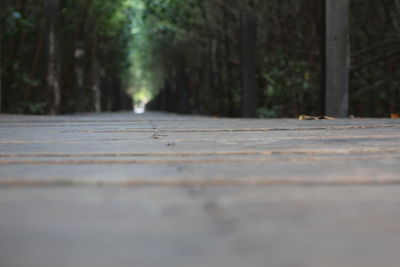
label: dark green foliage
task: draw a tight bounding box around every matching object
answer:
[259,54,318,117]
[1,0,133,114]
[143,0,400,117]
[1,0,399,116]
[350,0,400,116]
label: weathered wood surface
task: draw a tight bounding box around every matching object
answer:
[1,112,400,267]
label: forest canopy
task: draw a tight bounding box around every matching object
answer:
[1,0,400,116]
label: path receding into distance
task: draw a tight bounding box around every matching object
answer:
[1,112,400,267]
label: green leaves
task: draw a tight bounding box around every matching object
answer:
[260,54,318,117]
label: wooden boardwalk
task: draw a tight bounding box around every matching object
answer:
[1,112,400,267]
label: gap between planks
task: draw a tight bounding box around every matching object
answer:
[51,124,400,133]
[0,155,399,165]
[0,148,399,158]
[1,134,400,145]
[1,177,400,188]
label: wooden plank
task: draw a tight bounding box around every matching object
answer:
[0,112,400,267]
[240,9,258,118]
[2,187,400,267]
[322,0,350,117]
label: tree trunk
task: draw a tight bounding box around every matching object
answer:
[322,0,350,117]
[0,17,3,112]
[74,42,86,112]
[91,60,101,112]
[45,0,61,114]
[240,8,258,118]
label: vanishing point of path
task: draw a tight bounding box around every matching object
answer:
[0,112,400,267]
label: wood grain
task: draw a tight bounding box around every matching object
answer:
[1,112,400,267]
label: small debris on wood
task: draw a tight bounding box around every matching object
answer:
[390,113,400,119]
[167,143,176,147]
[151,133,168,139]
[298,115,336,120]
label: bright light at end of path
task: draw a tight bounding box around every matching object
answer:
[134,103,146,114]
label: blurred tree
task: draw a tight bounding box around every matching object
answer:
[0,0,134,114]
[44,0,60,114]
[142,0,400,117]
